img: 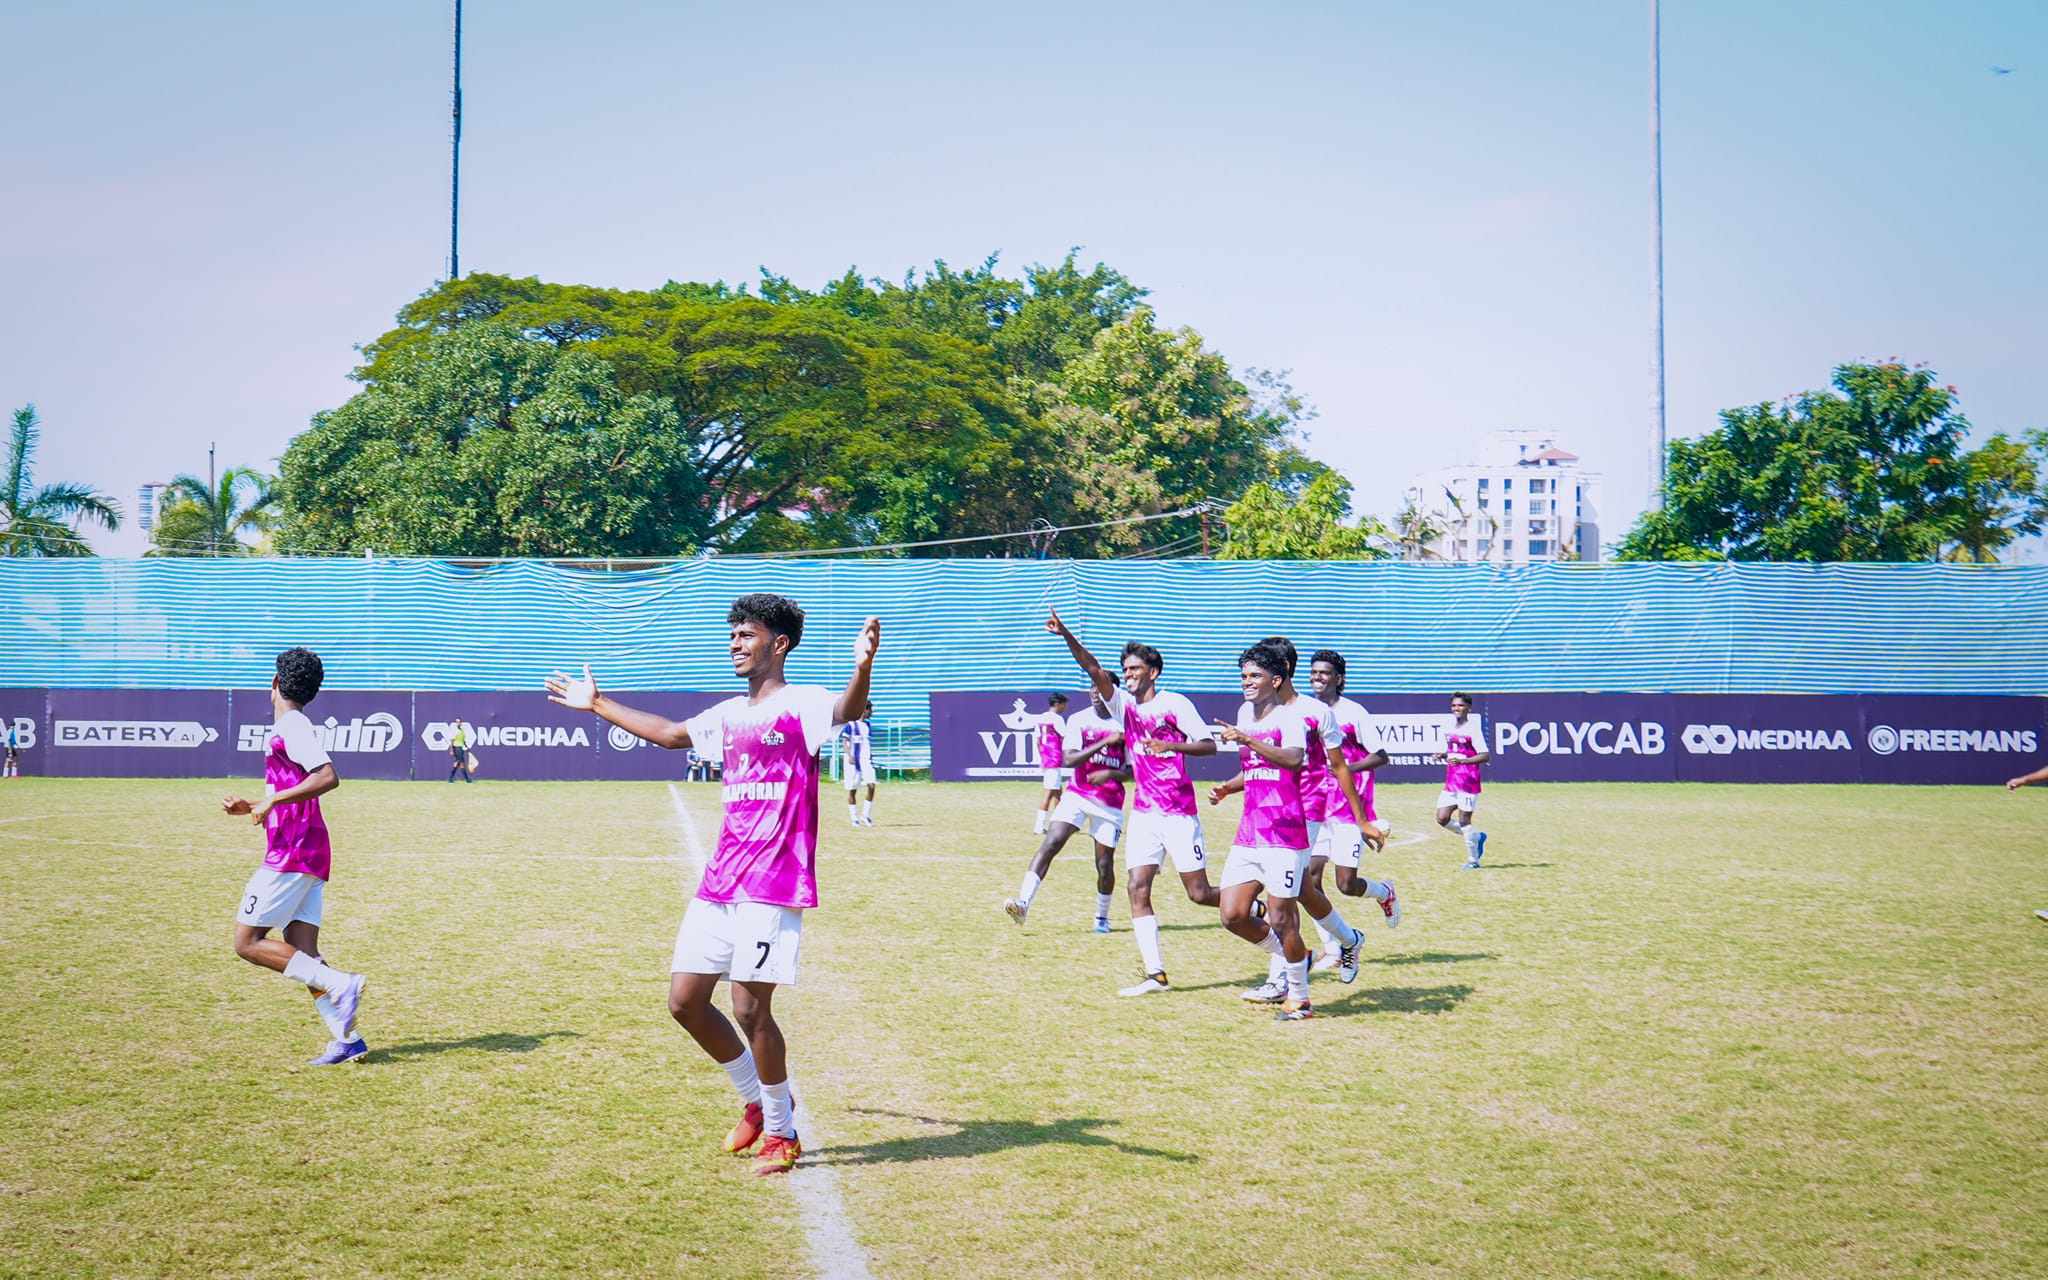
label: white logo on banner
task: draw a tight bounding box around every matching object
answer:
[1494,721,1665,756]
[607,724,641,752]
[1866,725,2036,755]
[54,720,219,748]
[237,713,404,754]
[1680,724,1852,755]
[970,697,1053,778]
[422,720,590,751]
[8,717,35,750]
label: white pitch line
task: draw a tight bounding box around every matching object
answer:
[665,783,872,1280]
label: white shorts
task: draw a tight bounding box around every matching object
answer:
[1437,789,1480,814]
[1041,768,1072,790]
[1221,845,1310,899]
[236,867,324,929]
[1051,791,1124,847]
[1314,819,1370,870]
[671,898,804,987]
[846,759,877,786]
[1125,810,1207,874]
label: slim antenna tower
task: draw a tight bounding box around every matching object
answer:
[449,0,463,281]
[1647,0,1666,510]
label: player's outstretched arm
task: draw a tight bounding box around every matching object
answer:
[1207,773,1245,806]
[1045,607,1116,706]
[548,664,691,750]
[833,617,882,725]
[1214,723,1304,769]
[1329,756,1383,850]
[2009,764,2048,790]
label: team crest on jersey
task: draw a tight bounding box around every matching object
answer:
[760,728,787,745]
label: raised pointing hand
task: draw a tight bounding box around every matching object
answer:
[546,664,599,711]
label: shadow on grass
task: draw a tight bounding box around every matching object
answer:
[1314,984,1474,1017]
[816,1110,1199,1166]
[362,1031,582,1063]
[1372,951,1495,966]
[1472,862,1552,869]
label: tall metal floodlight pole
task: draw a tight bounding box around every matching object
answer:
[1647,0,1667,510]
[449,0,463,281]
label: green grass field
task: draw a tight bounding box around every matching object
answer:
[2,778,2045,1278]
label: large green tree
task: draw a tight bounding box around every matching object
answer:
[1,405,120,557]
[1218,470,1389,560]
[1618,363,2048,563]
[277,258,1317,558]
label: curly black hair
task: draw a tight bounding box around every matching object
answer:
[1258,636,1297,679]
[1310,648,1346,676]
[1120,641,1164,673]
[275,647,324,705]
[728,593,805,649]
[1238,641,1291,679]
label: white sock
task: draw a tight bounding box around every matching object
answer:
[1268,953,1286,982]
[1095,891,1113,920]
[861,798,872,819]
[283,950,350,994]
[1255,927,1285,958]
[1464,826,1482,855]
[312,991,350,1040]
[1017,870,1043,907]
[1362,879,1391,902]
[719,1049,762,1106]
[1133,914,1164,975]
[1314,905,1360,946]
[1284,957,1310,1002]
[761,1078,795,1139]
[848,803,859,823]
[1034,811,1048,834]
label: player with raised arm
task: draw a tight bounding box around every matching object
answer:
[1433,692,1490,868]
[1032,693,1070,835]
[1005,678,1131,933]
[1211,642,1321,1021]
[547,594,880,1177]
[1047,608,1221,996]
[841,701,877,828]
[219,647,369,1065]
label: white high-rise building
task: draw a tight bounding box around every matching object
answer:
[1407,431,1604,563]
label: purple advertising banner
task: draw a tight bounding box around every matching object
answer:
[230,690,417,782]
[928,690,1246,784]
[0,688,46,777]
[596,691,727,780]
[44,688,235,778]
[932,692,2047,786]
[413,691,605,781]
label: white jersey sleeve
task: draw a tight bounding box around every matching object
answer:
[1170,692,1216,741]
[684,698,734,763]
[1307,700,1343,749]
[1279,709,1308,751]
[273,709,332,772]
[794,685,842,754]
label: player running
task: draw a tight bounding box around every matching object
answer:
[1048,608,1221,996]
[219,647,369,1066]
[1005,678,1131,933]
[1304,649,1397,978]
[1032,693,1070,834]
[840,701,877,827]
[547,594,880,1177]
[1433,692,1490,868]
[1213,641,1321,1021]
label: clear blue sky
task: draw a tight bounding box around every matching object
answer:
[3,0,2041,556]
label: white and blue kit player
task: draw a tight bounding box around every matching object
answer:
[840,703,877,827]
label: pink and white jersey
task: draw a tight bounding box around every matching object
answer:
[1323,696,1377,825]
[1444,714,1487,795]
[1292,697,1345,824]
[685,684,841,910]
[1108,687,1214,816]
[1062,708,1127,810]
[263,708,333,879]
[1035,711,1068,770]
[1233,700,1311,850]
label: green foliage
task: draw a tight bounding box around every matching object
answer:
[1218,470,1388,561]
[1620,364,2048,563]
[276,258,1316,558]
[0,404,120,557]
[148,467,275,557]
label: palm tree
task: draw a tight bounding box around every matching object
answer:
[0,405,121,556]
[149,466,275,556]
